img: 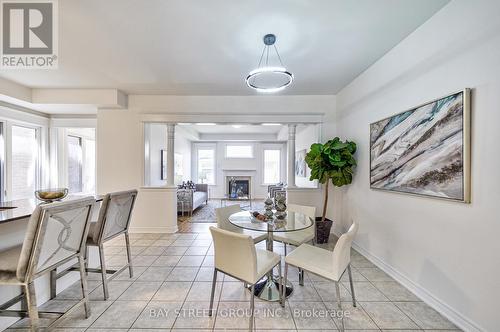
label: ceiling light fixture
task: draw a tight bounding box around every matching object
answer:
[196,123,216,126]
[246,34,293,93]
[262,123,282,126]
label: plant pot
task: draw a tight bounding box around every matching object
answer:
[315,217,333,244]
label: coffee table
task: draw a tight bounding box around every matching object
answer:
[220,194,252,209]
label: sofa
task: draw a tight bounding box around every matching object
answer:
[177,184,208,215]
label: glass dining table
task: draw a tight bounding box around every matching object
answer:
[228,210,314,302]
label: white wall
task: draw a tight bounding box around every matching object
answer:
[334,1,500,331]
[176,127,192,184]
[146,124,193,187]
[97,95,334,228]
[192,141,286,199]
[295,124,320,188]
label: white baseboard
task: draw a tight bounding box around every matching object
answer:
[347,237,483,332]
[129,226,178,233]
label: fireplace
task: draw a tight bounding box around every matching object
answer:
[226,176,251,198]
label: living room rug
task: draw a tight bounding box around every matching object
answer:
[178,199,264,223]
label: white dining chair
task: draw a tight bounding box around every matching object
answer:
[209,227,282,331]
[215,205,267,244]
[273,204,316,284]
[283,221,358,332]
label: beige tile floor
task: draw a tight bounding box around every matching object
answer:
[6,224,462,331]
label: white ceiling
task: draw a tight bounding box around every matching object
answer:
[0,0,449,95]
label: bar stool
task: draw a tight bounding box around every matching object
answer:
[0,197,95,331]
[51,189,138,300]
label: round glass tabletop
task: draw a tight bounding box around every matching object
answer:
[228,210,314,233]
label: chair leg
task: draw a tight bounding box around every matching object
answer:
[24,282,39,332]
[78,255,91,318]
[283,263,288,305]
[249,284,255,331]
[49,269,57,299]
[347,264,356,307]
[84,245,89,275]
[299,268,304,286]
[125,232,134,278]
[208,269,217,316]
[98,244,109,300]
[283,243,287,256]
[277,263,284,308]
[335,281,344,332]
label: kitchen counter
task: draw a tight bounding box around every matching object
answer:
[0,195,103,224]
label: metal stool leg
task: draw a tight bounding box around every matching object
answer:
[125,232,134,278]
[98,244,109,300]
[24,282,39,332]
[49,269,57,299]
[78,255,91,318]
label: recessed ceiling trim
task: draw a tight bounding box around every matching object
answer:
[140,113,323,124]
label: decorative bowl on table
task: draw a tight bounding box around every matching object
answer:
[35,188,68,203]
[251,211,268,222]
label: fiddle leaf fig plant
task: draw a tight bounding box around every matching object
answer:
[305,137,357,222]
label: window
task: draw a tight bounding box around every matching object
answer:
[82,138,96,193]
[197,148,215,184]
[11,125,39,200]
[174,152,183,184]
[263,149,281,184]
[67,135,83,193]
[160,151,183,184]
[225,144,253,158]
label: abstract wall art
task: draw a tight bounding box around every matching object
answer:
[370,89,471,202]
[295,149,307,178]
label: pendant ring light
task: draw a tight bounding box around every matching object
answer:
[245,34,293,93]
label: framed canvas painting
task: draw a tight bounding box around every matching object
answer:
[370,89,470,202]
[295,149,307,178]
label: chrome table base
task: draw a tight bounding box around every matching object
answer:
[251,274,293,301]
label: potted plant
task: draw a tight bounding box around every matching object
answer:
[305,137,357,243]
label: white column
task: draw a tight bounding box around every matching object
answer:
[287,124,297,188]
[166,123,176,187]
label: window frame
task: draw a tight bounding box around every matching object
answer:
[67,134,83,193]
[224,143,254,159]
[194,144,216,185]
[6,122,42,200]
[262,147,282,185]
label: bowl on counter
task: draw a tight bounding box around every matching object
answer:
[35,188,68,203]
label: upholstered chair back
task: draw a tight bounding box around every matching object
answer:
[287,204,316,219]
[331,221,358,280]
[287,203,316,235]
[215,205,242,232]
[17,197,95,282]
[92,190,138,243]
[210,226,258,283]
